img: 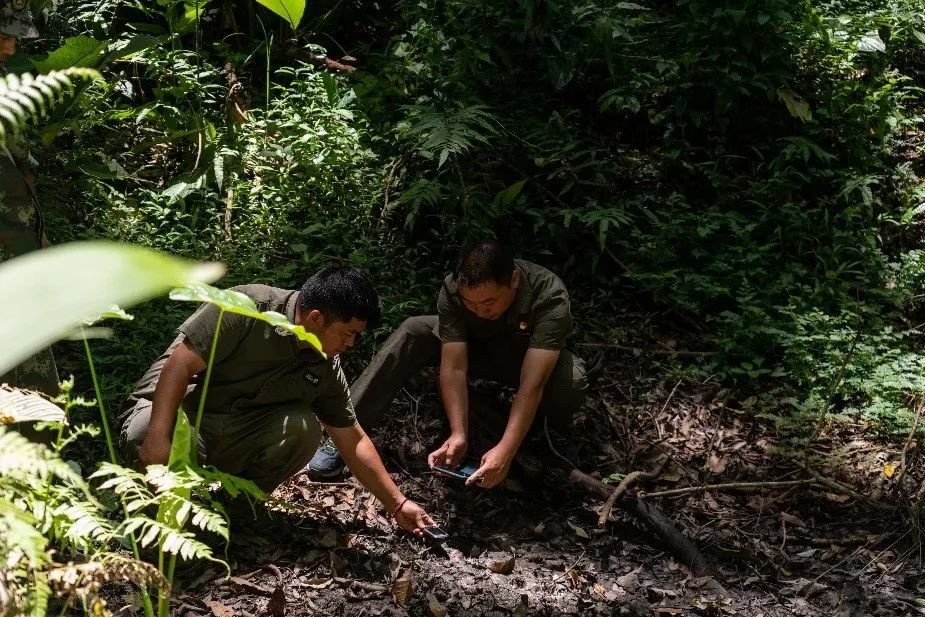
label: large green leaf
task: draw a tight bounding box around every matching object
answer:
[168,407,196,470]
[32,36,109,72]
[0,241,224,376]
[169,283,324,356]
[254,0,305,29]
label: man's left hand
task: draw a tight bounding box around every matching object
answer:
[394,500,435,536]
[466,444,514,488]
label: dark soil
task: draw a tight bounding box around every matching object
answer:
[159,356,924,617]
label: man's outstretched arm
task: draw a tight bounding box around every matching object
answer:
[139,339,205,467]
[428,341,469,468]
[468,347,559,488]
[326,422,434,535]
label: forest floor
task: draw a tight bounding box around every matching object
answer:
[154,353,924,617]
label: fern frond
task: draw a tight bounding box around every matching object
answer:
[90,462,152,499]
[407,104,497,168]
[53,501,113,545]
[48,555,166,601]
[54,423,100,453]
[121,517,226,567]
[0,68,101,144]
[0,501,51,617]
[397,178,441,209]
[0,428,81,486]
[197,465,267,501]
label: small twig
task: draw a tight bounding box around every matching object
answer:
[554,550,587,582]
[380,156,403,225]
[659,379,683,417]
[264,563,284,585]
[597,457,669,526]
[224,189,234,241]
[640,479,816,499]
[333,578,388,593]
[576,343,719,358]
[895,397,924,488]
[297,475,353,487]
[807,470,894,511]
[453,155,468,215]
[810,328,861,443]
[543,416,576,468]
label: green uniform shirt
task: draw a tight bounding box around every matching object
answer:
[124,284,356,428]
[437,259,573,350]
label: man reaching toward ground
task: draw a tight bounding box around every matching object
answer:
[308,240,587,487]
[120,266,434,535]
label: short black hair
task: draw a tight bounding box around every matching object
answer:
[298,266,382,325]
[453,239,515,287]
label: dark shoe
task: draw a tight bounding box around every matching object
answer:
[306,438,346,479]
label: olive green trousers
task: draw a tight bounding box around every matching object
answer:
[120,400,321,492]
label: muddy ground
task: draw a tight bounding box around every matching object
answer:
[155,355,923,617]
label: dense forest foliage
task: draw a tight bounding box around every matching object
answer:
[1,0,924,613]
[16,0,920,435]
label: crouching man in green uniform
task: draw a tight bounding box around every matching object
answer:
[0,0,59,395]
[120,266,435,535]
[308,240,587,488]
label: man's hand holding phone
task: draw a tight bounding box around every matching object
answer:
[465,443,514,489]
[427,433,468,468]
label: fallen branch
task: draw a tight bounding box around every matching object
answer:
[640,479,816,499]
[473,393,713,576]
[565,466,714,576]
[597,458,669,527]
[806,470,893,510]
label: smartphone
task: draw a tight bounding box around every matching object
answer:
[432,463,479,481]
[421,525,449,543]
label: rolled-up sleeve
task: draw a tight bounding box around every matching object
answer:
[528,291,572,350]
[313,358,358,428]
[437,284,468,343]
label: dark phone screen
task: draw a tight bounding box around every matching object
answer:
[432,463,479,480]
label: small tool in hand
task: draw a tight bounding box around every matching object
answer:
[421,525,449,543]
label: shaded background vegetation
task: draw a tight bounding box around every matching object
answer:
[14,0,925,436]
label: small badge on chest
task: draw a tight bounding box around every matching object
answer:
[303,371,320,385]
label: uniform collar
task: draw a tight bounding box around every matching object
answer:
[281,291,329,362]
[285,290,299,324]
[274,291,301,339]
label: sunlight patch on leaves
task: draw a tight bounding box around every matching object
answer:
[255,0,305,30]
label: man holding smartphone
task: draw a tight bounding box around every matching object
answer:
[307,240,587,488]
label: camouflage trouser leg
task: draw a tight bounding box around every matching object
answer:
[0,347,59,396]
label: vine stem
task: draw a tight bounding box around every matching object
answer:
[81,328,154,616]
[194,310,225,435]
[81,328,117,464]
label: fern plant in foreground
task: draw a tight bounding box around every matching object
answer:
[0,68,101,143]
[0,427,164,616]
